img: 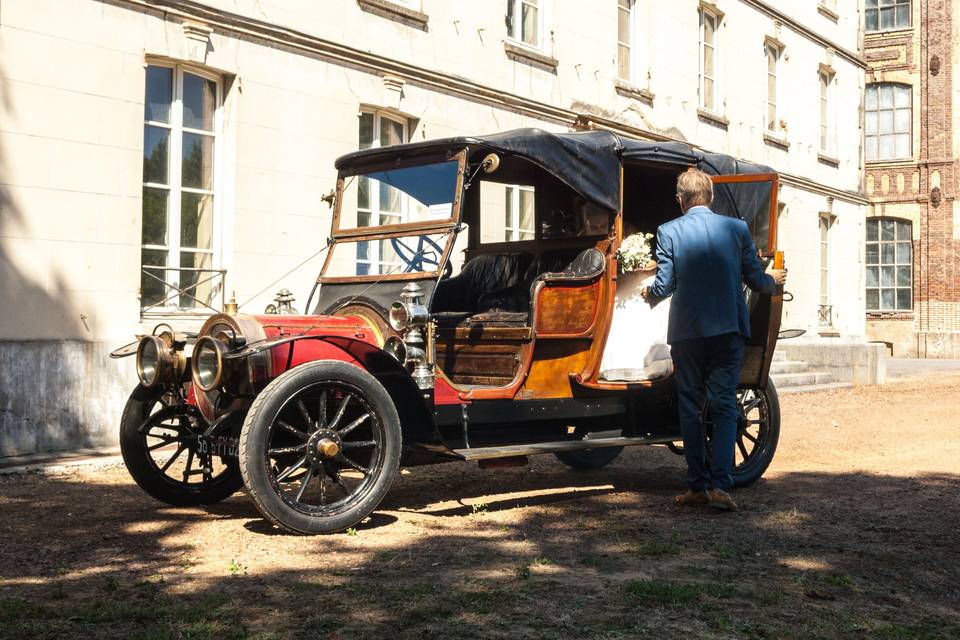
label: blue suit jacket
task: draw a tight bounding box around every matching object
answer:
[648,206,776,343]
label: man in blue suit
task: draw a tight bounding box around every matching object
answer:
[641,168,786,511]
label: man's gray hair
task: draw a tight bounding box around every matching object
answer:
[676,168,714,208]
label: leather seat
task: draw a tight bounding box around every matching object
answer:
[478,248,605,313]
[432,253,531,315]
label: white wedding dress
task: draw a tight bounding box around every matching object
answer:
[599,270,673,382]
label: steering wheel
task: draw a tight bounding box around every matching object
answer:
[390,235,443,273]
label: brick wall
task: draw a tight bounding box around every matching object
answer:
[865,0,960,357]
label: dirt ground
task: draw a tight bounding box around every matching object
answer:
[1,372,959,640]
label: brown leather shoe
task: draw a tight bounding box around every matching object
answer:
[674,490,709,506]
[707,489,738,511]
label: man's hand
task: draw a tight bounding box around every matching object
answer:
[766,262,787,286]
[640,286,651,301]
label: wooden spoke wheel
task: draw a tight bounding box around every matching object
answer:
[239,361,401,534]
[119,385,242,506]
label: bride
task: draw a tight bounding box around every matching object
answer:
[599,230,672,382]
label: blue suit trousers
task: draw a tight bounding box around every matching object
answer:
[671,332,744,492]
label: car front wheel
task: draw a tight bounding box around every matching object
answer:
[238,361,401,534]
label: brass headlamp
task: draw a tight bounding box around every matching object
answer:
[136,331,184,388]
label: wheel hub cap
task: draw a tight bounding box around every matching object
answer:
[307,429,341,464]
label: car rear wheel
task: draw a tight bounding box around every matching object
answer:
[239,361,401,535]
[120,384,243,506]
[705,379,781,488]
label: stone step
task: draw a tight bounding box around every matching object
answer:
[777,381,854,395]
[769,360,810,374]
[770,371,834,387]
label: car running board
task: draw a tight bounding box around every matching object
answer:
[452,435,680,461]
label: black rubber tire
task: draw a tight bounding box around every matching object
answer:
[238,361,402,535]
[729,380,780,487]
[119,385,243,506]
[554,446,624,470]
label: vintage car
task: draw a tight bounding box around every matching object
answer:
[112,129,784,534]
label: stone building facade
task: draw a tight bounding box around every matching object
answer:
[864,0,960,357]
[0,0,866,456]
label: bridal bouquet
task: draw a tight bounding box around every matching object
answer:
[616,232,655,272]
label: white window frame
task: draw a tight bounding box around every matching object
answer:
[819,214,832,308]
[356,109,409,275]
[764,42,781,134]
[141,62,223,313]
[819,69,834,153]
[865,83,912,162]
[507,0,543,49]
[617,0,634,83]
[698,8,720,113]
[504,185,535,242]
[866,218,913,312]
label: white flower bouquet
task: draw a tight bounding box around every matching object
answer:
[616,232,655,273]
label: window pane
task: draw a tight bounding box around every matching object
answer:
[703,77,714,110]
[895,4,910,27]
[865,137,878,160]
[703,14,715,46]
[382,118,404,147]
[865,86,878,110]
[767,103,776,132]
[901,225,916,245]
[880,85,894,109]
[380,182,401,213]
[897,288,912,310]
[897,265,911,286]
[896,241,912,264]
[881,243,895,264]
[866,0,878,6]
[881,265,895,287]
[141,248,169,307]
[618,44,630,80]
[143,126,169,184]
[882,220,896,242]
[144,66,172,123]
[618,5,631,43]
[879,5,893,29]
[359,113,374,149]
[865,112,878,135]
[142,187,168,246]
[866,266,879,287]
[180,192,214,250]
[179,251,214,309]
[866,220,879,241]
[894,108,911,133]
[522,2,538,45]
[358,177,370,210]
[357,240,369,261]
[895,86,911,108]
[878,135,894,159]
[866,10,878,32]
[704,44,714,77]
[519,189,534,232]
[881,288,896,310]
[866,288,879,310]
[357,210,371,227]
[182,74,216,131]
[866,244,879,264]
[879,110,894,135]
[895,133,910,158]
[182,133,214,190]
[505,187,514,232]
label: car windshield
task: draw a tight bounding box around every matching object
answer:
[337,159,460,233]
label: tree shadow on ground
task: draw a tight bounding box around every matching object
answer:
[0,447,958,639]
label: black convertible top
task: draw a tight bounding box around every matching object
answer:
[335,128,775,213]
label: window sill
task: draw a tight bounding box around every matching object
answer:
[503,41,558,72]
[866,311,914,320]
[696,108,729,130]
[864,27,914,39]
[865,157,916,167]
[614,80,654,105]
[763,132,790,150]
[818,152,840,167]
[357,0,429,30]
[817,4,839,22]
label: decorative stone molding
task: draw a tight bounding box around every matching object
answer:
[614,80,654,106]
[696,108,729,130]
[357,0,429,31]
[181,21,212,64]
[763,132,790,151]
[817,3,839,23]
[503,41,558,72]
[382,75,405,110]
[818,153,840,168]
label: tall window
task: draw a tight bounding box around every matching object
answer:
[141,63,221,312]
[699,9,719,112]
[507,0,540,48]
[504,186,535,241]
[865,83,911,161]
[617,0,634,82]
[764,43,780,133]
[866,219,912,311]
[356,110,408,275]
[819,70,832,152]
[865,0,910,32]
